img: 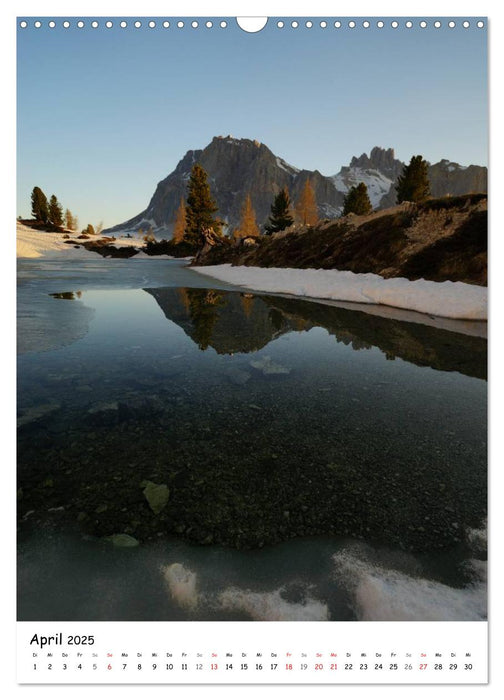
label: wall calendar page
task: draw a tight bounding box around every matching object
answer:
[12,0,492,694]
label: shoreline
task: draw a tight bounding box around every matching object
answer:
[16,224,487,323]
[191,264,487,322]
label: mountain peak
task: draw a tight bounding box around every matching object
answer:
[103,138,487,237]
[212,135,262,148]
[349,147,403,180]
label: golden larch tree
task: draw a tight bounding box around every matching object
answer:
[178,288,191,312]
[236,194,260,239]
[64,209,76,230]
[240,293,255,318]
[172,198,187,244]
[296,179,318,226]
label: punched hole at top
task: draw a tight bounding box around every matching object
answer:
[237,17,268,33]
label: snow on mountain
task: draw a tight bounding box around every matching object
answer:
[103,140,487,238]
[332,167,394,208]
[275,156,300,175]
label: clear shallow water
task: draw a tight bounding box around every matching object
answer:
[17,259,487,621]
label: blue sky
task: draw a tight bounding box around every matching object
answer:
[17,17,487,229]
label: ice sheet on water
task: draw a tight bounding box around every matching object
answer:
[465,520,487,552]
[161,563,199,609]
[218,586,329,621]
[160,562,328,621]
[17,291,95,354]
[332,548,486,622]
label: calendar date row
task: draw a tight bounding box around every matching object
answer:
[32,661,474,672]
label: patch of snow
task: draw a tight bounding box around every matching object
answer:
[446,163,468,172]
[331,173,349,193]
[16,222,100,259]
[332,167,394,208]
[276,156,300,174]
[191,264,487,321]
[319,203,343,219]
[16,222,146,259]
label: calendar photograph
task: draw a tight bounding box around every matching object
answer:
[16,16,487,630]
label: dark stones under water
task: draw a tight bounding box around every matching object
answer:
[17,259,487,621]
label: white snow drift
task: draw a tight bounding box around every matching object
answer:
[192,264,487,321]
[16,222,144,259]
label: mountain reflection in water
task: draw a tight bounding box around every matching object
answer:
[145,287,487,380]
[17,260,487,622]
[18,285,486,560]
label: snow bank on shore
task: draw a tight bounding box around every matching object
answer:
[16,222,144,259]
[17,223,91,259]
[192,264,487,321]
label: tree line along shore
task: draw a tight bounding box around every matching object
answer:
[20,154,487,286]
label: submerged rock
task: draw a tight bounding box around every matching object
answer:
[17,401,61,428]
[225,367,251,385]
[86,401,119,426]
[250,355,291,375]
[141,480,170,515]
[104,533,140,547]
[86,396,164,426]
[118,396,164,420]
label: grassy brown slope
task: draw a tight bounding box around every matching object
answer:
[194,194,487,286]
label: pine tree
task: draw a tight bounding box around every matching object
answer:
[295,179,318,226]
[31,186,49,223]
[342,182,372,216]
[184,164,222,246]
[235,193,260,238]
[187,288,225,351]
[64,209,75,230]
[48,194,64,227]
[396,155,430,203]
[264,187,294,235]
[172,198,187,244]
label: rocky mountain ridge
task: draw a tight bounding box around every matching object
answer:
[104,137,487,237]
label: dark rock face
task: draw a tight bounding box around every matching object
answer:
[378,157,488,210]
[104,138,487,237]
[349,146,404,181]
[104,136,344,236]
[427,160,488,198]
